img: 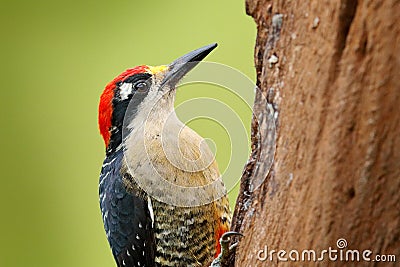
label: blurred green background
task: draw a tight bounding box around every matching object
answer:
[0,1,255,266]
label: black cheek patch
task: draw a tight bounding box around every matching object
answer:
[106,73,152,155]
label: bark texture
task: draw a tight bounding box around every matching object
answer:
[230,1,400,266]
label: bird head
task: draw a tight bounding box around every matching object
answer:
[98,43,217,154]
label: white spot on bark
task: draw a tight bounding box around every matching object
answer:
[272,14,283,30]
[287,173,293,185]
[268,54,279,68]
[312,17,320,29]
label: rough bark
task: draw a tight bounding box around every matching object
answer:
[230,1,400,266]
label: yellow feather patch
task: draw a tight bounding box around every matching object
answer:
[147,65,168,74]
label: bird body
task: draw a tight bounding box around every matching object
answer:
[98,44,230,267]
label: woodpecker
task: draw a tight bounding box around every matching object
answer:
[98,44,231,267]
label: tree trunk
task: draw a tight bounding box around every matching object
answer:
[230,1,400,266]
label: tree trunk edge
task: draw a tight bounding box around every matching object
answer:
[229,1,400,266]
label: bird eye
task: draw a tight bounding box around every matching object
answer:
[133,80,149,93]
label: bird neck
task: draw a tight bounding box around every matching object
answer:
[106,92,175,156]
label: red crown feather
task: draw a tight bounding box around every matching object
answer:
[98,65,149,147]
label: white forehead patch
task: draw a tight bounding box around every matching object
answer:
[119,83,132,100]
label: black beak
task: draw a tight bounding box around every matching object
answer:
[161,43,217,88]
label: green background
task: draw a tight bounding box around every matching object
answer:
[0,1,255,266]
